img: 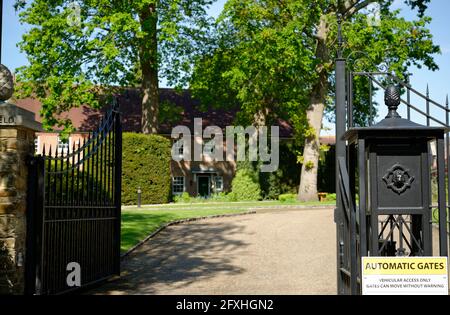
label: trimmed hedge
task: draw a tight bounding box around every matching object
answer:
[122,133,171,205]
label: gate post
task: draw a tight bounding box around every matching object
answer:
[0,65,42,294]
[335,15,347,295]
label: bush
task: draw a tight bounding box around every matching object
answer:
[324,193,336,202]
[174,192,191,203]
[209,192,232,202]
[122,133,171,205]
[278,193,297,202]
[231,169,262,201]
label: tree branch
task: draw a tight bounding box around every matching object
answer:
[341,0,377,19]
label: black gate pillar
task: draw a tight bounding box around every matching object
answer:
[342,85,448,293]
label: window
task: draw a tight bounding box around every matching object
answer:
[57,137,69,153]
[34,137,39,154]
[214,176,223,192]
[172,177,185,194]
[203,140,215,155]
[173,139,184,157]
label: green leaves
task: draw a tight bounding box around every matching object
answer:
[15,0,215,133]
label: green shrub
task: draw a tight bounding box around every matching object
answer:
[278,193,297,202]
[210,192,232,202]
[122,133,171,205]
[324,193,336,201]
[231,169,261,201]
[174,192,191,203]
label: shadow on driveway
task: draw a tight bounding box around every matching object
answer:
[95,220,251,294]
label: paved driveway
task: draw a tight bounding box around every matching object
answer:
[93,207,337,295]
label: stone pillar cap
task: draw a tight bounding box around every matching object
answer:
[0,101,42,131]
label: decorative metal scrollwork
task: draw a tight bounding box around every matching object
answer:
[382,163,415,195]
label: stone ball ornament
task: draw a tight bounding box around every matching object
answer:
[0,64,14,101]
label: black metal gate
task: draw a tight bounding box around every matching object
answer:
[25,101,122,295]
[335,19,450,295]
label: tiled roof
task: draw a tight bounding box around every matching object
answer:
[15,88,295,137]
[14,88,335,144]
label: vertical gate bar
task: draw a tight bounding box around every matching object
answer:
[369,151,379,255]
[91,131,97,216]
[24,155,36,294]
[358,139,367,257]
[25,155,41,294]
[104,120,108,206]
[348,148,358,295]
[36,156,45,295]
[55,149,59,209]
[436,135,448,256]
[369,77,373,126]
[348,73,354,129]
[80,138,85,207]
[99,121,104,206]
[86,134,91,211]
[426,85,430,126]
[446,95,450,255]
[114,105,122,274]
[65,143,70,207]
[59,148,64,209]
[106,118,110,205]
[407,79,411,121]
[94,123,100,206]
[76,140,81,213]
[47,147,52,206]
[96,119,104,205]
[111,115,115,205]
[71,143,75,207]
[335,56,347,295]
[109,115,113,204]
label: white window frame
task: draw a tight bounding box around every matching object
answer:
[214,176,223,192]
[174,139,184,158]
[57,136,70,154]
[172,176,185,195]
[203,139,215,155]
[34,136,40,154]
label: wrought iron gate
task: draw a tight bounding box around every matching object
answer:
[25,101,122,295]
[335,22,450,295]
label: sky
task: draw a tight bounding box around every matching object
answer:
[2,0,450,134]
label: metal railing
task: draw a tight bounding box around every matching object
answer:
[25,100,122,295]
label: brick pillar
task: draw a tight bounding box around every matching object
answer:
[0,102,41,294]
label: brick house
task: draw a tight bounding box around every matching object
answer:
[15,88,336,198]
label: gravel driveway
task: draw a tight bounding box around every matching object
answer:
[93,207,337,295]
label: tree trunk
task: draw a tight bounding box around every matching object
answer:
[298,17,330,202]
[139,4,159,134]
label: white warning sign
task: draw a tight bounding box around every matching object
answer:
[361,257,448,295]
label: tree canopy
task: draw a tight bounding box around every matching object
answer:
[189,0,439,200]
[14,0,215,135]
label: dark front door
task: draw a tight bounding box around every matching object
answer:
[198,176,210,197]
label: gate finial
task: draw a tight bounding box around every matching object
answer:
[385,85,401,119]
[0,64,14,101]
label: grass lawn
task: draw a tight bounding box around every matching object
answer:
[121,200,336,253]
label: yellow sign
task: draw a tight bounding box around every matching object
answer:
[361,257,449,295]
[362,257,448,275]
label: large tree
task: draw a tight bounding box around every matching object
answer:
[190,0,439,201]
[14,0,215,135]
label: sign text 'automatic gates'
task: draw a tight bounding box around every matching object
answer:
[362,257,448,295]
